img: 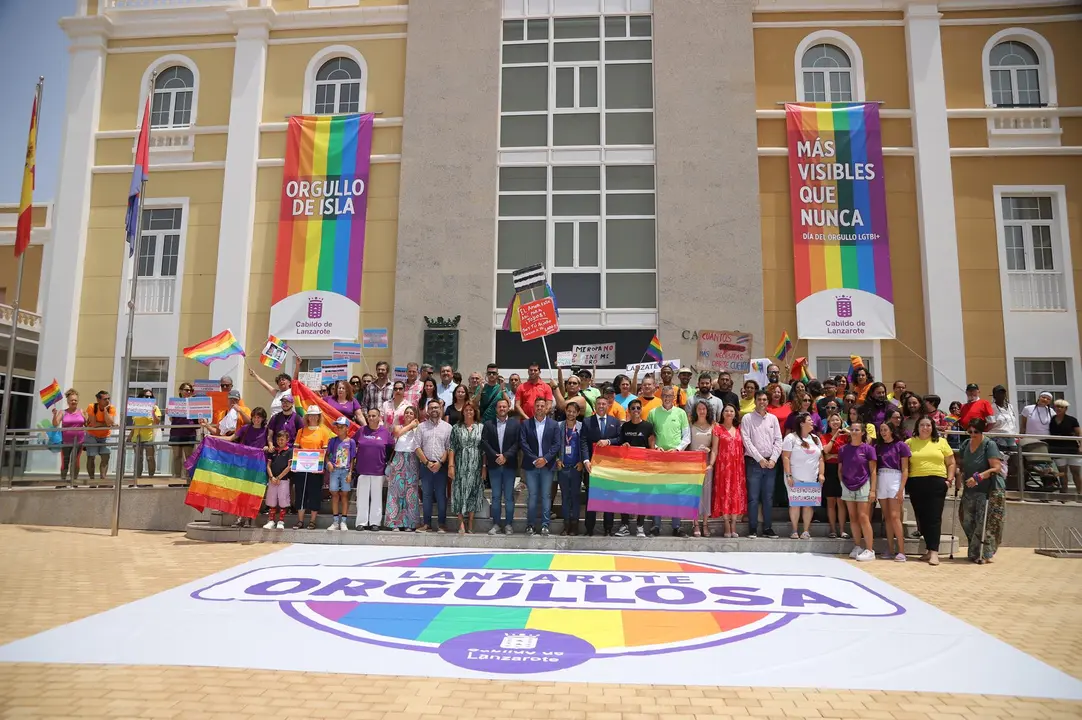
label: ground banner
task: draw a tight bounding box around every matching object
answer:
[586,445,707,520]
[785,103,895,339]
[270,114,374,340]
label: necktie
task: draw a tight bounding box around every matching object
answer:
[600,418,606,435]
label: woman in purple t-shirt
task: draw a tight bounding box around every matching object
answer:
[327,381,364,424]
[231,407,269,450]
[875,423,911,562]
[838,423,877,562]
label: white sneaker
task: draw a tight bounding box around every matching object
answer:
[488,526,500,535]
[800,531,811,540]
[263,520,275,530]
[894,553,907,562]
[504,525,513,535]
[636,526,646,538]
[276,521,285,530]
[849,546,862,559]
[856,549,876,562]
[338,520,349,531]
[328,521,339,532]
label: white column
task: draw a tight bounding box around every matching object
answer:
[32,16,110,432]
[208,7,273,394]
[905,2,967,396]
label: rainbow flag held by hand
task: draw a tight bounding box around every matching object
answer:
[790,357,811,383]
[586,445,708,520]
[183,330,245,366]
[645,334,663,362]
[38,380,62,409]
[291,379,360,438]
[773,331,793,362]
[184,437,268,519]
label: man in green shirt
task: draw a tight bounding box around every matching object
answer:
[647,385,692,537]
[476,363,506,423]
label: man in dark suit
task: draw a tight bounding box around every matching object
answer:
[582,394,623,536]
[519,396,560,536]
[482,397,520,535]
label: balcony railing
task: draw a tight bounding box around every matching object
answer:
[149,127,195,151]
[1008,271,1066,311]
[105,0,245,9]
[0,304,42,334]
[992,113,1054,132]
[132,277,176,315]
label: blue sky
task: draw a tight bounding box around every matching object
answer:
[0,0,74,203]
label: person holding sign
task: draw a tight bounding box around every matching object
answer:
[169,382,200,481]
[84,390,117,481]
[128,389,162,480]
[293,406,333,530]
[781,412,824,540]
[875,422,911,562]
[838,423,877,562]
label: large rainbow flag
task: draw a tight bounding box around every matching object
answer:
[183,329,245,366]
[290,379,360,439]
[785,103,894,339]
[184,437,268,519]
[586,445,708,520]
[270,113,374,339]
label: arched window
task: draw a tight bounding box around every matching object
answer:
[989,40,1041,107]
[151,66,195,128]
[314,57,362,115]
[801,44,852,103]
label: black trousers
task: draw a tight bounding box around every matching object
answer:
[907,475,948,553]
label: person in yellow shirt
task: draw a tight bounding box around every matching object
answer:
[294,406,334,529]
[127,389,162,478]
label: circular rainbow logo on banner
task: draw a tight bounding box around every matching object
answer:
[280,551,797,673]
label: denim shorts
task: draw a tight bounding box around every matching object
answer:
[84,435,111,457]
[841,482,870,502]
[329,467,351,492]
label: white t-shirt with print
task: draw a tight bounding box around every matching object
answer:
[782,433,823,484]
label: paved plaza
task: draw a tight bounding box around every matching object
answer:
[1,524,1080,719]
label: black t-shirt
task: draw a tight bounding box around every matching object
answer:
[620,420,654,448]
[269,448,292,478]
[1048,414,1080,455]
[712,390,739,410]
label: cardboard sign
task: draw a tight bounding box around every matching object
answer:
[572,343,616,367]
[518,297,559,341]
[697,331,753,373]
[291,449,325,473]
[192,379,219,397]
[168,397,212,420]
[125,398,156,418]
[555,351,574,368]
[362,329,389,349]
[332,342,363,362]
[321,360,349,383]
[787,481,823,507]
[298,371,324,392]
[626,359,680,374]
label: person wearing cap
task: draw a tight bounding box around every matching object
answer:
[577,367,599,418]
[1020,391,1055,438]
[266,393,304,451]
[958,383,996,431]
[207,388,250,438]
[326,416,359,531]
[293,406,333,529]
[658,365,688,408]
[599,383,627,422]
[676,367,695,404]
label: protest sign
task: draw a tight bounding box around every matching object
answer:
[260,336,289,370]
[291,449,326,473]
[393,367,408,383]
[186,397,213,420]
[626,359,680,374]
[125,398,156,418]
[518,297,559,341]
[166,397,187,417]
[332,342,362,362]
[192,379,219,396]
[362,329,388,349]
[745,358,770,388]
[298,371,324,391]
[787,482,823,507]
[321,360,349,383]
[555,351,574,368]
[572,343,616,367]
[697,331,753,373]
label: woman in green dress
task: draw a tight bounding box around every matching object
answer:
[959,417,1005,564]
[448,400,485,534]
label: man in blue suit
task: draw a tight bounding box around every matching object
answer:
[581,393,623,536]
[520,396,560,536]
[481,398,520,535]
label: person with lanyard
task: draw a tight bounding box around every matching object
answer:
[265,393,303,450]
[476,363,505,423]
[247,368,293,416]
[582,394,623,537]
[616,398,655,537]
[555,401,585,536]
[648,385,691,537]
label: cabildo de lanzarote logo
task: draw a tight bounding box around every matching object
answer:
[193,552,904,674]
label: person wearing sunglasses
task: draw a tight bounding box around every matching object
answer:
[169,383,199,481]
[84,390,117,480]
[127,389,162,479]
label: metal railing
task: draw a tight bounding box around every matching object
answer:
[943,428,1081,504]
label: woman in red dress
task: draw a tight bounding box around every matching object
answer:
[712,403,747,538]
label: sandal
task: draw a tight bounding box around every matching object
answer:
[841,532,851,539]
[292,523,302,530]
[307,521,316,530]
[458,525,466,535]
[692,525,701,537]
[231,518,246,528]
[828,531,838,539]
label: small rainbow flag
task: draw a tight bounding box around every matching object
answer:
[183,329,245,366]
[790,357,811,383]
[502,283,559,332]
[773,331,793,361]
[39,380,62,409]
[645,334,663,362]
[184,437,268,519]
[586,445,708,520]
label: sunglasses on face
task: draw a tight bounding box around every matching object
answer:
[221,384,232,390]
[394,386,404,392]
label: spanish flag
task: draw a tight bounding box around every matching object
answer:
[15,85,41,258]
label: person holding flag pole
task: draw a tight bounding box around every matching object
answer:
[0,77,43,489]
[109,80,153,537]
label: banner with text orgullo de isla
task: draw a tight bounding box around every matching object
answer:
[785,103,895,340]
[270,113,374,340]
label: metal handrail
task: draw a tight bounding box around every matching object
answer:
[943,428,1081,502]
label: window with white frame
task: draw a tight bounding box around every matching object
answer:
[126,358,170,413]
[1015,358,1068,407]
[816,357,874,383]
[800,44,852,103]
[1000,196,1064,311]
[134,207,182,314]
[497,15,657,320]
[989,41,1042,108]
[314,57,362,115]
[150,66,194,129]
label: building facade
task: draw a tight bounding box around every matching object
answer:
[27,0,1082,435]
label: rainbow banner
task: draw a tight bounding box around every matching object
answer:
[586,445,708,520]
[184,436,268,519]
[786,103,894,339]
[271,114,374,340]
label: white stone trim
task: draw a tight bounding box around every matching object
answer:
[756,108,913,118]
[794,30,866,102]
[136,53,201,128]
[258,117,403,132]
[92,161,227,173]
[757,146,915,156]
[97,125,230,139]
[941,12,1082,25]
[756,19,905,28]
[255,155,401,167]
[268,32,406,46]
[302,44,369,115]
[980,28,1059,149]
[753,0,1078,11]
[502,0,653,18]
[109,41,235,54]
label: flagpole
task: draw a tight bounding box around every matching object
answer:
[0,77,43,485]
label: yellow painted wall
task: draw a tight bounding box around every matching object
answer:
[0,246,43,311]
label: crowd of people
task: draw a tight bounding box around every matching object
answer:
[47,359,1082,564]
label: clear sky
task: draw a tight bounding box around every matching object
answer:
[0,0,74,203]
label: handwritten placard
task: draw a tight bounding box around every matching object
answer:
[626,359,680,374]
[332,342,362,362]
[697,330,753,373]
[572,343,615,367]
[291,449,326,473]
[518,297,559,341]
[125,398,156,418]
[298,371,324,392]
[555,351,574,368]
[787,481,823,507]
[192,379,219,396]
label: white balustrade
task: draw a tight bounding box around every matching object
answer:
[132,277,176,315]
[1008,271,1066,311]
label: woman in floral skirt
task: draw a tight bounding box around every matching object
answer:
[449,401,485,534]
[712,403,747,538]
[384,405,422,530]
